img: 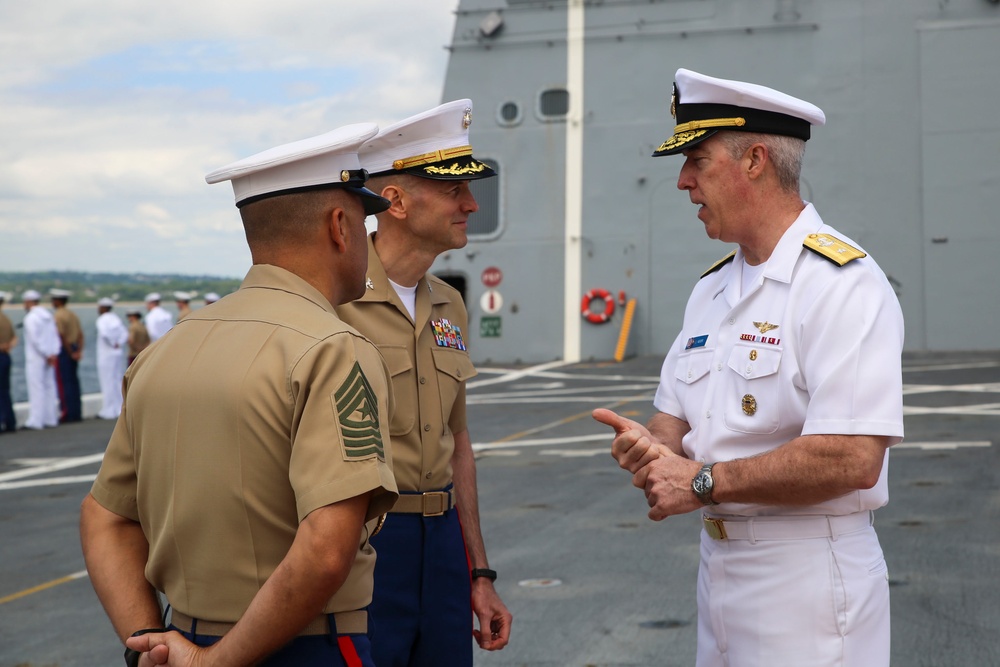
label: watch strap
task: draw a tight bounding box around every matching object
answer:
[470,568,497,581]
[693,462,717,505]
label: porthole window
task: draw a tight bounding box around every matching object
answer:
[538,88,570,120]
[497,101,522,127]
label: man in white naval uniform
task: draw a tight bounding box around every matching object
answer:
[596,69,904,667]
[95,297,128,419]
[21,290,62,429]
[143,292,174,342]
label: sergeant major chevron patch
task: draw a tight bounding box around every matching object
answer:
[334,362,385,461]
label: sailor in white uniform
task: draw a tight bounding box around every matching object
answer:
[95,297,128,419]
[597,69,903,667]
[143,292,175,342]
[21,290,61,429]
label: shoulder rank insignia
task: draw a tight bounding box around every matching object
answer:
[700,250,737,278]
[803,233,866,267]
[334,362,385,461]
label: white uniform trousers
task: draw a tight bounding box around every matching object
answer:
[695,514,890,667]
[97,352,125,419]
[24,359,58,429]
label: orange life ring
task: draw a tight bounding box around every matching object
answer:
[581,288,615,324]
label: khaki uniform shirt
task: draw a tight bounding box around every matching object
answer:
[54,307,83,350]
[0,310,14,352]
[127,320,150,358]
[91,264,398,621]
[336,234,477,492]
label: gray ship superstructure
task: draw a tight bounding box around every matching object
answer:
[433,0,1000,363]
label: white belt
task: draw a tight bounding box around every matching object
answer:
[702,510,874,542]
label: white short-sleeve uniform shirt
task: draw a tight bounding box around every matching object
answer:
[654,203,904,517]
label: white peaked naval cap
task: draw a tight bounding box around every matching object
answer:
[145,292,161,302]
[97,297,115,307]
[22,290,42,302]
[205,122,390,215]
[653,68,826,156]
[360,99,496,180]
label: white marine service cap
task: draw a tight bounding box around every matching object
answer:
[205,122,390,215]
[49,288,73,299]
[653,68,826,156]
[173,291,191,302]
[360,99,496,181]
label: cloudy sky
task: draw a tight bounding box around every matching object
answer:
[1,2,459,278]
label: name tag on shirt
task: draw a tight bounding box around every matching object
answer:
[685,334,709,350]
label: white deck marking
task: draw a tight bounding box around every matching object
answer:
[0,453,104,483]
[896,441,991,450]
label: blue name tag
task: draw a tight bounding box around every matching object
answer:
[685,334,708,350]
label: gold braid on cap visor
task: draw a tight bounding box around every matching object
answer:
[423,161,489,176]
[392,145,474,171]
[654,117,746,153]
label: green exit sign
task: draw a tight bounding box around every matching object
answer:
[480,316,502,338]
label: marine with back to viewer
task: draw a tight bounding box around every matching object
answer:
[80,122,399,666]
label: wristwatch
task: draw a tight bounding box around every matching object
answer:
[691,463,717,505]
[471,568,498,582]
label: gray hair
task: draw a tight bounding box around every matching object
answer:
[718,131,805,194]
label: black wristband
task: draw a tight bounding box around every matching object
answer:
[470,568,497,582]
[124,627,169,667]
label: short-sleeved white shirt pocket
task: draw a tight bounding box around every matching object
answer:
[724,343,782,434]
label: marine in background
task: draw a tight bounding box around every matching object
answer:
[125,308,150,366]
[50,288,84,423]
[174,291,194,321]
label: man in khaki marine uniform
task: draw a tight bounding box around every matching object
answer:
[125,307,150,366]
[338,99,511,666]
[50,288,84,422]
[81,122,398,667]
[173,291,194,321]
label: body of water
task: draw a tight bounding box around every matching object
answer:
[2,303,190,404]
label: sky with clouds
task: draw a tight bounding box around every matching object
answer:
[1,1,459,278]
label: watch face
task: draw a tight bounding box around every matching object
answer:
[693,473,712,495]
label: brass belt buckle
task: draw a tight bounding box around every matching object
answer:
[703,516,728,540]
[422,491,448,516]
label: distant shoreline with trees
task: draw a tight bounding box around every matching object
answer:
[0,271,242,304]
